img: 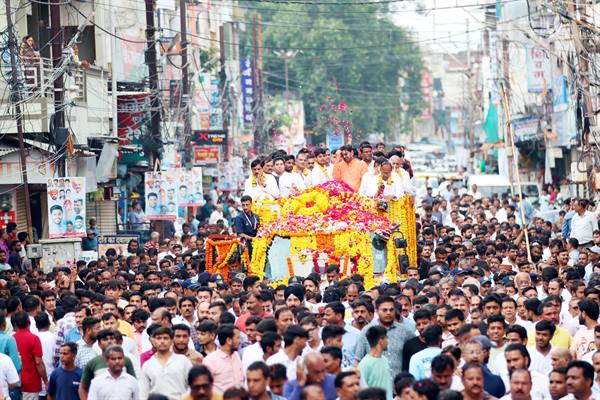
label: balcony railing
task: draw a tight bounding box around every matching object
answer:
[21,57,85,101]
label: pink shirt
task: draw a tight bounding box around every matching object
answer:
[202,349,244,393]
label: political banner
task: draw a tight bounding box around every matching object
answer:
[176,167,204,207]
[144,170,178,220]
[47,177,86,238]
[98,234,139,257]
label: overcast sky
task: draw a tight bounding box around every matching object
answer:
[392,0,489,54]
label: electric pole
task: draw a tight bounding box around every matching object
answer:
[145,0,161,156]
[5,0,33,240]
[274,50,298,100]
[50,0,66,176]
[179,0,190,156]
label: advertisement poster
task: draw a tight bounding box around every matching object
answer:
[47,177,86,238]
[144,170,178,220]
[118,93,149,165]
[98,234,139,256]
[526,45,551,93]
[193,146,219,165]
[176,167,204,207]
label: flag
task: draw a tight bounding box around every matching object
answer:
[483,103,499,143]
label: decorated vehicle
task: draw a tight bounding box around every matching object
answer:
[248,180,417,288]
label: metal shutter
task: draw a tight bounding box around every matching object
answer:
[86,199,117,234]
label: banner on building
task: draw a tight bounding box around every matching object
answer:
[144,170,178,220]
[194,146,220,165]
[194,130,228,146]
[176,167,204,207]
[118,93,150,164]
[195,74,223,130]
[512,116,541,143]
[240,58,254,125]
[526,46,551,93]
[98,234,139,256]
[47,177,86,238]
[218,157,245,191]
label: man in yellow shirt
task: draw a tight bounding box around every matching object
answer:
[527,299,572,349]
[332,145,368,192]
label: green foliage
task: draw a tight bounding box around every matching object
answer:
[242,1,425,140]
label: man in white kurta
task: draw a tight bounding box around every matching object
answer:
[243,160,280,201]
[362,162,404,200]
[309,148,333,186]
[389,155,416,197]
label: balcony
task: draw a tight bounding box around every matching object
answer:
[0,58,111,141]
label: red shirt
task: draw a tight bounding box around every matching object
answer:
[235,311,272,333]
[13,328,43,392]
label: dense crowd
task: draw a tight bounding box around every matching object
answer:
[0,142,600,400]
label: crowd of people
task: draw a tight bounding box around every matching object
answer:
[1,142,600,400]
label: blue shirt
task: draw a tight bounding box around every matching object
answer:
[64,326,82,344]
[408,347,442,380]
[483,364,505,398]
[234,212,259,237]
[283,374,336,400]
[0,331,21,372]
[47,366,82,400]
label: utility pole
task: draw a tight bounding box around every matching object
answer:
[569,1,594,144]
[5,0,33,240]
[179,0,190,154]
[274,50,298,100]
[145,0,160,154]
[50,0,65,176]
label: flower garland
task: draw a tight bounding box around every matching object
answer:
[211,243,238,275]
[377,174,392,186]
[317,163,330,179]
[205,237,241,273]
[246,180,416,288]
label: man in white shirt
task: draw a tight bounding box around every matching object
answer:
[294,149,312,187]
[362,161,403,199]
[243,159,280,201]
[309,148,333,186]
[389,155,416,197]
[279,156,306,198]
[140,327,193,399]
[571,198,598,246]
[87,345,139,400]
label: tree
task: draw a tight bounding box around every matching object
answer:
[242,1,425,142]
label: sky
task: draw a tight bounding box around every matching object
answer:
[391,0,490,54]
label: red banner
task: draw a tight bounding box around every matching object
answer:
[194,146,219,165]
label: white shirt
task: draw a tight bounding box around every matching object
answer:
[279,172,305,198]
[208,210,228,226]
[242,342,264,371]
[362,173,405,199]
[395,169,416,196]
[88,370,139,400]
[243,174,280,201]
[571,210,597,244]
[139,353,193,400]
[309,164,333,186]
[266,349,302,381]
[37,330,55,396]
[528,347,553,376]
[0,353,19,397]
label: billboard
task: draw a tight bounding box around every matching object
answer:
[47,177,86,238]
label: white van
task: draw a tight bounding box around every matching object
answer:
[467,175,511,198]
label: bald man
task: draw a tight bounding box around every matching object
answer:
[550,347,572,370]
[283,352,337,400]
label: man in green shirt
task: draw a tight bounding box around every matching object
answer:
[77,329,137,400]
[358,325,393,400]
